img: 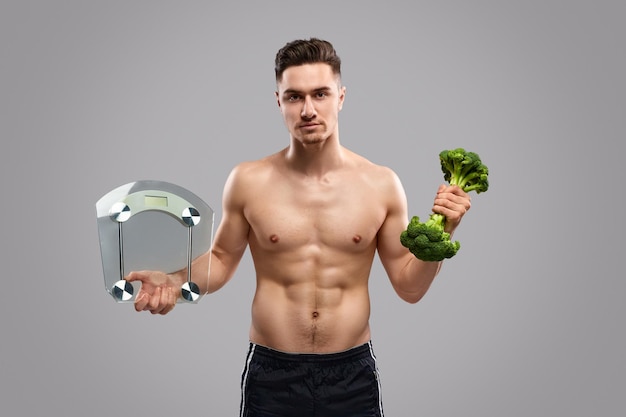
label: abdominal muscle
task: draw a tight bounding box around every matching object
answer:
[247,242,376,354]
[249,281,372,354]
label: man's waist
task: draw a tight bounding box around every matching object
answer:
[248,341,375,363]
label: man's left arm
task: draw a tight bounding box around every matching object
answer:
[377,172,471,304]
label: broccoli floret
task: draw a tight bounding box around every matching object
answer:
[401,214,460,261]
[401,148,489,262]
[439,148,489,194]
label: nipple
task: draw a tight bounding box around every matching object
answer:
[352,234,362,243]
[270,234,279,243]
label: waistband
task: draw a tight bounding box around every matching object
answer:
[249,341,375,364]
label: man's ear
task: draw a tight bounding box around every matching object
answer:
[275,91,281,108]
[338,85,346,111]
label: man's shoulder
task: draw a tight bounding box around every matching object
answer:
[228,152,282,182]
[345,149,399,180]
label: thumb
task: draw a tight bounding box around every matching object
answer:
[125,270,147,283]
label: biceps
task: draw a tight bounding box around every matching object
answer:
[212,210,249,261]
[377,209,411,277]
[376,174,412,273]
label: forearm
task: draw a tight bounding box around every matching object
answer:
[393,256,443,304]
[183,248,240,295]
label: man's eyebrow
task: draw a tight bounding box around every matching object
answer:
[282,86,333,95]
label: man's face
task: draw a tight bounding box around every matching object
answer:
[276,63,346,146]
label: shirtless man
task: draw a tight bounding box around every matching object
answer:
[127,38,471,417]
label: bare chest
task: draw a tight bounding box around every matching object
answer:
[245,177,386,252]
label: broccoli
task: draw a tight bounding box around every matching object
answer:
[400,148,489,262]
[439,148,489,194]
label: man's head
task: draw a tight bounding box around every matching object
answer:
[274,39,346,147]
[274,38,341,84]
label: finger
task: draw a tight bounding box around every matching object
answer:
[125,270,147,284]
[433,197,465,213]
[125,271,139,282]
[432,198,470,228]
[147,287,163,314]
[438,185,467,199]
[155,286,176,315]
[151,286,176,315]
[160,287,177,315]
[167,286,178,310]
[436,188,471,209]
[134,291,150,312]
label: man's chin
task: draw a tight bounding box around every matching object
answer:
[293,132,325,145]
[301,136,326,146]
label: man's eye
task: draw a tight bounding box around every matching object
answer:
[288,95,300,101]
[316,92,327,98]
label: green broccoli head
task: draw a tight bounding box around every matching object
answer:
[439,148,489,194]
[412,239,460,262]
[404,214,445,242]
[400,215,461,262]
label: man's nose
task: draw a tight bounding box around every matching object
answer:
[301,96,317,118]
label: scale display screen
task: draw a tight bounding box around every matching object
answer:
[144,195,168,207]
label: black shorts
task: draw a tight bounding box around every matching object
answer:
[239,341,384,417]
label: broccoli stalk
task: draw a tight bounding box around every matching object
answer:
[401,148,489,262]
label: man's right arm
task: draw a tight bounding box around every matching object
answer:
[203,163,251,293]
[127,164,251,314]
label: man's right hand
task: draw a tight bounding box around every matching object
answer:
[125,270,183,315]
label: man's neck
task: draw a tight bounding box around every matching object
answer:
[284,135,345,179]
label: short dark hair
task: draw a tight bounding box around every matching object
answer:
[274,38,341,82]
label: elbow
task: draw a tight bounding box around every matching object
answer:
[396,288,427,304]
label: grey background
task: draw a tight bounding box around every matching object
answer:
[1,1,624,416]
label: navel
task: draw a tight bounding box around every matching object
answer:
[312,311,319,319]
[352,234,362,243]
[269,234,280,243]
